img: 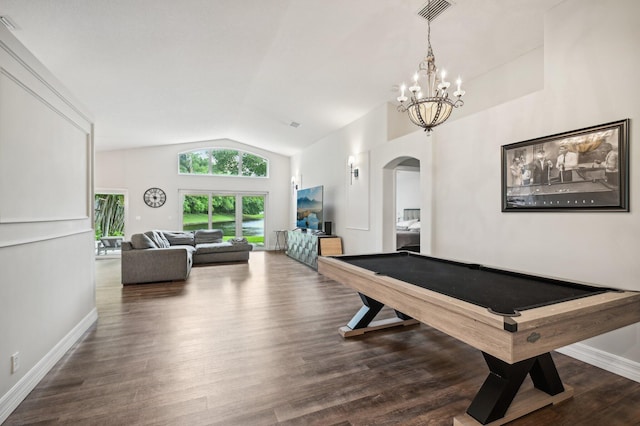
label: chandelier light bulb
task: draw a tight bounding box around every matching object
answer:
[397,84,408,103]
[438,69,450,91]
[454,77,465,98]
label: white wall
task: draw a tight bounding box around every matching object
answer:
[432,0,640,372]
[396,169,420,221]
[0,27,96,423]
[95,139,290,249]
[293,0,640,380]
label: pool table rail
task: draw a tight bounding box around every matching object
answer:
[318,254,640,364]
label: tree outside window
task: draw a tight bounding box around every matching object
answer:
[94,194,124,239]
[179,150,209,174]
[178,148,268,177]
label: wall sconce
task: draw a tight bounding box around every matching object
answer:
[348,155,359,185]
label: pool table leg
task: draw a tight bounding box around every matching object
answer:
[339,293,420,337]
[463,352,570,425]
[347,293,385,329]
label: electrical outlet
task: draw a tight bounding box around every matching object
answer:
[11,352,19,374]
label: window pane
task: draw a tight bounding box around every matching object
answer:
[212,195,236,239]
[94,193,125,239]
[211,149,239,175]
[241,153,268,177]
[183,195,210,230]
[242,196,264,246]
[179,150,210,174]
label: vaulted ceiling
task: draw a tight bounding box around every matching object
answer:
[0,0,564,155]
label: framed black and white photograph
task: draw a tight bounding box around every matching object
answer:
[502,119,629,212]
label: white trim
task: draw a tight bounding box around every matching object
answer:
[0,228,93,248]
[0,308,98,424]
[0,215,89,224]
[0,41,93,126]
[0,67,89,133]
[557,343,640,383]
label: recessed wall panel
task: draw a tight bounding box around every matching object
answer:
[0,70,88,222]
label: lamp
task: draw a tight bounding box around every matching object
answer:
[348,156,359,185]
[396,0,464,133]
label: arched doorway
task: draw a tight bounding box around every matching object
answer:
[381,156,421,252]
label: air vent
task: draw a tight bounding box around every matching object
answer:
[289,121,300,128]
[417,0,452,22]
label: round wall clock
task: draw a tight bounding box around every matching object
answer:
[143,187,166,208]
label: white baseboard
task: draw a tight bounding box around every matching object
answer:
[0,308,98,424]
[557,343,640,383]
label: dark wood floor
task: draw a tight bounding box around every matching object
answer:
[5,252,640,425]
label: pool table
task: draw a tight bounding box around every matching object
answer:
[317,252,640,425]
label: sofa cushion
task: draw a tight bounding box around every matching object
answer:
[196,242,251,254]
[171,244,197,255]
[145,230,170,248]
[194,229,223,244]
[162,231,195,246]
[131,233,157,249]
[229,237,248,245]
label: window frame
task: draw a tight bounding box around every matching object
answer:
[178,147,269,178]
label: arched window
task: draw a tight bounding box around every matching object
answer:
[178,148,268,177]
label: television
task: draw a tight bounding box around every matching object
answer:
[296,185,323,231]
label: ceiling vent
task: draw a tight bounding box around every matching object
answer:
[289,121,300,128]
[417,0,452,22]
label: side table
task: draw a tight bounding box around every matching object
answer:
[274,230,288,251]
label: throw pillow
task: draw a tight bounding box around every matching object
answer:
[145,231,169,248]
[157,231,171,247]
[162,231,195,246]
[131,233,157,249]
[195,229,224,244]
[230,237,248,245]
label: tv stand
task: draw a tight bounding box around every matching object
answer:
[286,231,342,269]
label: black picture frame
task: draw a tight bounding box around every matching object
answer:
[502,119,629,212]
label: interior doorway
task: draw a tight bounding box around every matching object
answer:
[382,157,421,253]
[395,161,421,251]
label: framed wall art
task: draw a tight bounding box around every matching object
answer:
[502,119,629,212]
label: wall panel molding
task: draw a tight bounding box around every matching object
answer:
[0,228,93,249]
[0,39,92,127]
[0,70,89,223]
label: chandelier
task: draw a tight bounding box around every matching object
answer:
[397,0,465,133]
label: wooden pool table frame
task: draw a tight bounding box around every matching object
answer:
[318,253,640,425]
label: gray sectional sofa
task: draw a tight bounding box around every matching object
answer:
[121,229,253,285]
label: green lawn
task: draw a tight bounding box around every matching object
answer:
[182,213,263,224]
[182,213,265,245]
[183,213,232,224]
